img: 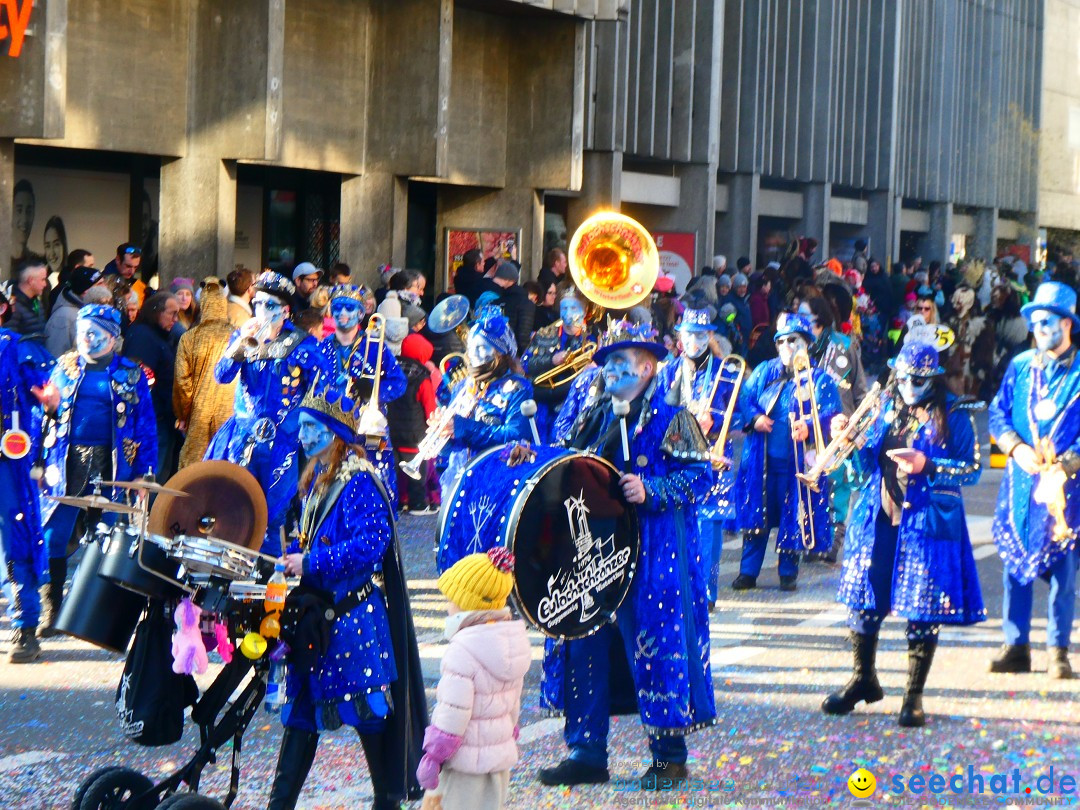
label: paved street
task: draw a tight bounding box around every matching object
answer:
[2,432,1079,808]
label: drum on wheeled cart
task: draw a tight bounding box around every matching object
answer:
[437,444,640,640]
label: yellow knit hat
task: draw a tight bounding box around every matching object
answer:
[437,548,516,611]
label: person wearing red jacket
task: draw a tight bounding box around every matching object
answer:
[392,332,439,514]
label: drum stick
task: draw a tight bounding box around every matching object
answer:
[520,399,541,445]
[612,397,631,473]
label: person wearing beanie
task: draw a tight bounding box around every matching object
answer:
[716,274,732,296]
[204,271,329,555]
[266,379,427,809]
[417,548,531,810]
[44,264,106,358]
[490,261,534,353]
[732,312,842,592]
[173,278,237,468]
[169,277,199,330]
[318,283,407,511]
[34,304,157,641]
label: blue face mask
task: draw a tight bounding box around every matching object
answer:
[298,413,336,457]
[560,299,586,331]
[679,330,711,359]
[253,292,287,327]
[602,350,645,399]
[1031,311,1066,354]
[330,299,362,330]
[76,321,116,360]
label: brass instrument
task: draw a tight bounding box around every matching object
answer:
[241,318,275,360]
[429,294,471,344]
[439,352,469,391]
[352,313,388,450]
[533,339,598,390]
[1032,440,1077,547]
[399,379,478,480]
[790,349,826,550]
[707,355,747,471]
[567,212,660,310]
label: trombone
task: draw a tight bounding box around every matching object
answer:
[351,313,389,451]
[790,349,826,550]
[707,355,747,471]
[532,339,598,390]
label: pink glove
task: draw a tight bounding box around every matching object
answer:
[416,753,441,790]
[416,726,463,790]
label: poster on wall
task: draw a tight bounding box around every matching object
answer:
[652,231,696,295]
[445,228,520,291]
[10,166,136,285]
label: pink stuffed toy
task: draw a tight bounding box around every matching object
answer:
[172,598,209,675]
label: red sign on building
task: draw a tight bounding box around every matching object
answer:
[1,0,33,58]
[652,231,696,295]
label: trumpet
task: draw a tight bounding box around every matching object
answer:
[439,352,469,391]
[790,349,826,550]
[796,379,895,492]
[707,355,747,471]
[399,379,478,480]
[533,339,598,390]
[240,318,275,360]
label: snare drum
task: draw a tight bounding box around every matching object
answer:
[436,445,639,639]
[162,534,266,580]
[55,539,147,654]
[97,525,183,600]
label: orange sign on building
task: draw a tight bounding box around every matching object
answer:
[1,0,33,58]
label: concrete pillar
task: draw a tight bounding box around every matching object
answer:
[340,172,408,289]
[159,157,237,285]
[715,172,760,268]
[917,202,954,264]
[632,163,717,270]
[972,207,998,262]
[865,191,900,270]
[568,151,623,230]
[0,139,13,274]
[800,182,831,255]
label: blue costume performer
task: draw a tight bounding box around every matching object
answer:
[435,308,533,533]
[204,271,327,556]
[318,283,407,510]
[988,282,1080,680]
[268,381,426,810]
[823,341,984,727]
[538,320,716,789]
[0,319,52,663]
[523,289,595,442]
[37,306,157,640]
[800,296,868,562]
[658,304,741,607]
[733,313,841,591]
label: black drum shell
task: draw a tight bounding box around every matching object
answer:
[55,541,147,654]
[98,530,183,601]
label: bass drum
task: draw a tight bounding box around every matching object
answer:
[436,445,639,640]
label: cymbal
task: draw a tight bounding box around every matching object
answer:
[46,495,140,515]
[98,479,190,497]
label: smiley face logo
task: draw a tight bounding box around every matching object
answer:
[848,768,876,798]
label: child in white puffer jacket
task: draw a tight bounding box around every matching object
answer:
[417,548,532,810]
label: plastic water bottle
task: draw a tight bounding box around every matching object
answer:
[264,562,287,614]
[265,657,287,714]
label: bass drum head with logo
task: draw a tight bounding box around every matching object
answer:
[508,452,638,640]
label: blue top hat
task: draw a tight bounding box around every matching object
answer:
[773,312,814,342]
[1021,281,1080,331]
[677,306,717,333]
[593,319,667,364]
[889,341,944,377]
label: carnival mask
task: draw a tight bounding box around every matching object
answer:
[560,298,586,332]
[75,320,116,360]
[330,298,363,331]
[775,334,808,369]
[602,349,648,399]
[298,412,336,457]
[1031,310,1067,354]
[466,333,499,379]
[253,292,288,332]
[680,330,712,360]
[952,288,975,318]
[897,373,933,406]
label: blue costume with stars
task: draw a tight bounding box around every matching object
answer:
[523,322,595,442]
[989,346,1080,650]
[318,332,407,510]
[540,330,716,770]
[734,356,841,578]
[204,321,327,555]
[0,329,53,633]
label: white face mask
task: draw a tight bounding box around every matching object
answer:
[252,292,288,331]
[466,334,498,370]
[775,334,808,369]
[897,374,932,406]
[1031,310,1067,354]
[680,330,711,360]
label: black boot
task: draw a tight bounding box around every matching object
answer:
[266,728,319,810]
[731,574,757,591]
[37,558,67,639]
[7,628,41,664]
[988,643,1031,674]
[359,732,402,810]
[898,635,938,727]
[538,758,610,786]
[1049,647,1073,680]
[822,631,884,715]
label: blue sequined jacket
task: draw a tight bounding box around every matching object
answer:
[989,348,1080,583]
[284,454,397,731]
[551,365,601,443]
[838,394,985,624]
[0,330,52,573]
[734,357,841,552]
[542,382,717,736]
[39,352,157,525]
